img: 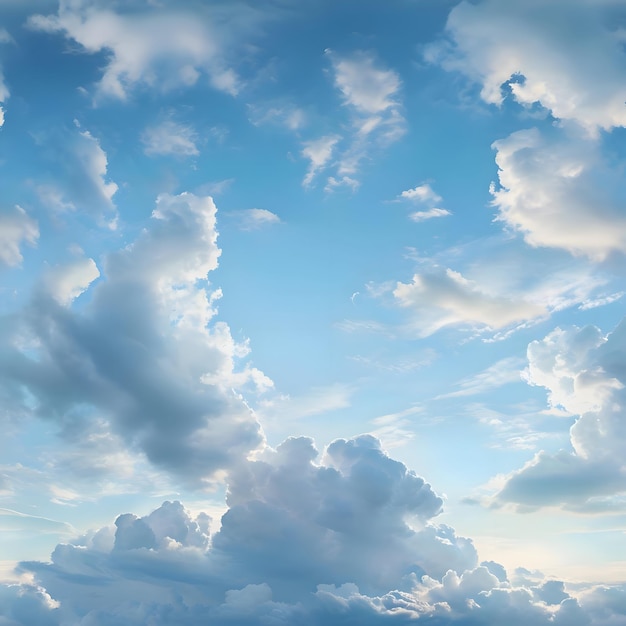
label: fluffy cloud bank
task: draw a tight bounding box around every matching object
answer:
[430,0,626,133]
[0,192,268,488]
[496,318,626,511]
[4,434,623,625]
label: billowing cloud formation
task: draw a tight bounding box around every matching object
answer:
[430,0,626,133]
[2,435,625,624]
[491,126,626,260]
[0,206,39,267]
[496,318,626,511]
[393,268,545,336]
[28,0,252,100]
[0,192,267,487]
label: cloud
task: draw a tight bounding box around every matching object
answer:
[393,268,546,337]
[230,208,281,231]
[301,135,340,187]
[36,125,118,225]
[142,119,199,157]
[491,126,626,260]
[397,183,451,223]
[300,50,405,190]
[27,1,255,100]
[399,184,442,204]
[410,208,451,223]
[494,318,626,510]
[0,206,39,267]
[437,357,524,399]
[0,192,268,488]
[2,436,626,623]
[42,257,100,305]
[428,0,626,133]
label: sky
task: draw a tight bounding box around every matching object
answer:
[1,0,626,623]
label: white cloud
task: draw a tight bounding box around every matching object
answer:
[400,184,442,204]
[495,318,626,510]
[28,1,250,100]
[42,257,100,305]
[429,0,626,133]
[330,50,401,116]
[0,206,39,267]
[393,268,546,337]
[410,208,451,222]
[491,126,626,261]
[142,119,199,157]
[230,208,281,231]
[301,134,340,187]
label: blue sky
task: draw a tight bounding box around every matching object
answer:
[2,0,626,623]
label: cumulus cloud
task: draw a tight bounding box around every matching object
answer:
[0,192,268,487]
[2,435,625,624]
[428,0,626,133]
[491,126,626,260]
[495,318,626,510]
[0,206,39,267]
[142,119,199,157]
[27,0,253,100]
[36,126,118,225]
[393,268,546,336]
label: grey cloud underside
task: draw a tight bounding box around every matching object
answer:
[2,435,624,625]
[496,318,626,511]
[0,193,263,486]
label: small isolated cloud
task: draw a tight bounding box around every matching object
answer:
[301,134,340,187]
[0,206,39,267]
[400,183,442,204]
[397,183,451,222]
[231,208,281,231]
[410,208,451,222]
[247,102,306,131]
[142,119,199,157]
[491,126,626,261]
[428,0,626,133]
[494,318,626,511]
[393,268,546,337]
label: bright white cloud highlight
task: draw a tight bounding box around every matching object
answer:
[400,184,442,204]
[430,0,626,132]
[0,206,39,267]
[42,257,100,305]
[232,208,281,231]
[491,127,626,260]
